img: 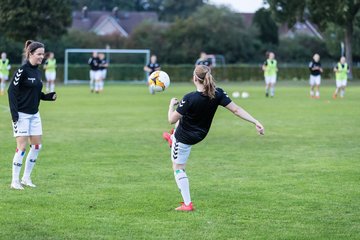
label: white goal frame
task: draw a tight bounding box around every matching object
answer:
[64,48,150,84]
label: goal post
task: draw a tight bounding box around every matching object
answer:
[64,48,150,84]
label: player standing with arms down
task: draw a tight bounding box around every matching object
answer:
[262,52,278,97]
[43,52,57,93]
[195,52,212,67]
[0,52,11,95]
[166,65,264,211]
[88,52,100,93]
[309,53,323,99]
[333,56,350,99]
[8,40,57,190]
[144,54,161,75]
[98,53,108,92]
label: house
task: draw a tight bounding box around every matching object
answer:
[71,7,158,37]
[240,13,323,40]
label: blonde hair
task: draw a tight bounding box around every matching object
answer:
[194,65,216,99]
[23,40,44,60]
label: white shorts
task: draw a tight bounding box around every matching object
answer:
[45,72,56,81]
[336,79,347,88]
[0,73,9,81]
[101,69,107,79]
[13,112,42,137]
[309,75,321,86]
[171,135,192,164]
[265,75,277,84]
[90,70,102,81]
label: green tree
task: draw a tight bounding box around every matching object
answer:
[267,0,360,76]
[0,0,72,41]
[252,8,279,45]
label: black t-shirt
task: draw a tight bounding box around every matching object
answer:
[88,57,100,71]
[309,60,322,76]
[195,58,212,67]
[147,62,160,74]
[175,88,232,145]
[8,61,44,122]
[99,58,108,70]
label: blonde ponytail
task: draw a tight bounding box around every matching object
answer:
[194,65,216,99]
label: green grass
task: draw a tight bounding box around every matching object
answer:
[0,81,359,239]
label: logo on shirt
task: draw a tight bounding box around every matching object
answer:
[179,100,186,107]
[13,69,23,86]
[28,77,36,83]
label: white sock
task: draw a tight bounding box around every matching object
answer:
[46,82,50,92]
[90,79,94,90]
[12,149,26,183]
[315,91,319,97]
[50,82,55,92]
[174,169,191,205]
[95,81,100,91]
[310,90,314,96]
[100,80,104,90]
[265,87,269,94]
[0,82,5,91]
[270,86,275,96]
[340,89,345,98]
[23,144,41,180]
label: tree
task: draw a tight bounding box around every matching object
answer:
[252,8,279,45]
[0,0,72,41]
[267,0,360,77]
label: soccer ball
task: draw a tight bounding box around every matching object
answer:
[148,71,170,94]
[232,91,240,98]
[241,91,249,98]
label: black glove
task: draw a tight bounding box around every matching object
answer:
[41,92,57,101]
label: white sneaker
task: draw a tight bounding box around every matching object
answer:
[21,178,36,188]
[11,181,24,190]
[149,85,155,95]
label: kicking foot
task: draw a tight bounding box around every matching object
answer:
[162,132,172,148]
[175,202,194,211]
[21,178,36,188]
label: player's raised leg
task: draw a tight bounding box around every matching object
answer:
[22,135,42,188]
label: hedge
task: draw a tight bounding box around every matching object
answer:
[6,64,360,83]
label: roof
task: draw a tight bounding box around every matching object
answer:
[71,10,158,36]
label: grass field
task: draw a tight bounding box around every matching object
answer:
[0,81,359,239]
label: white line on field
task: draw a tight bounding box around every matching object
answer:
[0,104,9,112]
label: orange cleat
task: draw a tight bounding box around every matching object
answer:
[332,93,337,99]
[162,132,172,147]
[175,202,194,211]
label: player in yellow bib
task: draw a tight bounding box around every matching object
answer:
[333,56,349,99]
[0,52,11,95]
[43,52,57,92]
[262,52,278,97]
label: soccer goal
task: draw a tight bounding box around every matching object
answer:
[64,48,150,84]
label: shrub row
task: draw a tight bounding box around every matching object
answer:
[6,64,359,83]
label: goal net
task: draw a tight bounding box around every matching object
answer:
[64,48,150,84]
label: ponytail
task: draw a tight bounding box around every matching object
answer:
[23,40,44,59]
[194,65,216,99]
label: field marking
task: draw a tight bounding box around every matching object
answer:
[0,104,9,112]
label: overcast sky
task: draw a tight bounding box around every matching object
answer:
[209,0,265,13]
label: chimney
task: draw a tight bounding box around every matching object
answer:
[112,7,119,19]
[82,6,88,19]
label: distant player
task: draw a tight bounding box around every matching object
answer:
[195,52,212,67]
[43,52,57,92]
[88,52,100,93]
[144,54,161,75]
[98,53,108,92]
[333,56,349,99]
[8,40,57,190]
[0,52,11,95]
[163,65,264,211]
[309,53,323,98]
[262,51,278,97]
